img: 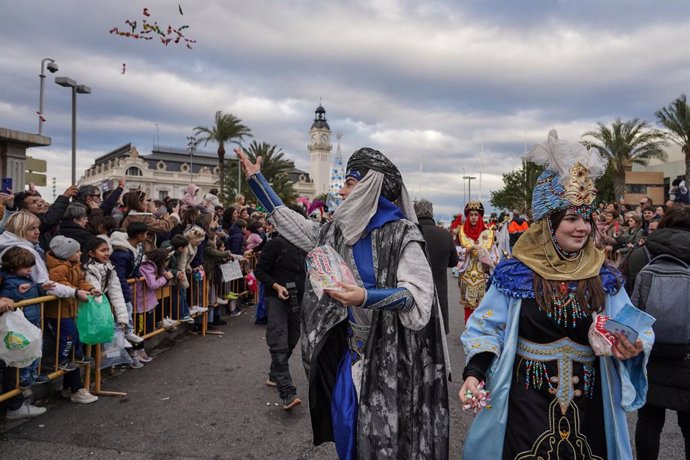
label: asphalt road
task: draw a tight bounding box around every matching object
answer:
[0,271,685,459]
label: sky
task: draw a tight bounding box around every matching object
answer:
[1,0,688,222]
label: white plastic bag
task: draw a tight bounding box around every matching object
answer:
[100,327,133,369]
[0,309,42,368]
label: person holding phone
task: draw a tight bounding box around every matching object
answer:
[459,130,655,459]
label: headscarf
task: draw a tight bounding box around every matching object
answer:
[462,200,486,241]
[334,147,416,246]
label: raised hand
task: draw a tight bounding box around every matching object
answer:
[235,147,262,178]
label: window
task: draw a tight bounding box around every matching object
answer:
[126,166,142,176]
[625,184,647,194]
[159,190,169,200]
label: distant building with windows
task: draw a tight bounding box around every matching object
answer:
[629,144,686,204]
[79,143,315,202]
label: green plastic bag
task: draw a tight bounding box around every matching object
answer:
[76,295,115,345]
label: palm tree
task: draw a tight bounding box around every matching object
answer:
[224,141,298,205]
[582,118,668,201]
[655,94,690,180]
[194,111,252,201]
[490,161,543,214]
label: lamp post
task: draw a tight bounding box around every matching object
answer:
[186,135,196,183]
[38,58,58,135]
[55,76,91,184]
[463,175,477,202]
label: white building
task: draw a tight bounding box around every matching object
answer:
[308,105,333,196]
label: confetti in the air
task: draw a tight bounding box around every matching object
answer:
[109,7,196,49]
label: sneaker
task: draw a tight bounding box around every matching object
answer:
[34,375,50,385]
[213,319,228,326]
[74,355,95,366]
[181,315,195,324]
[129,356,144,369]
[18,379,33,390]
[69,388,98,404]
[6,401,47,419]
[161,317,177,329]
[125,332,144,344]
[216,298,228,305]
[196,307,209,313]
[225,292,239,300]
[189,306,201,315]
[266,378,277,387]
[58,360,79,372]
[282,394,302,411]
[230,310,242,317]
[137,349,153,363]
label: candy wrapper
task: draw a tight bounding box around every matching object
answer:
[306,245,356,300]
[588,314,640,357]
[462,380,492,415]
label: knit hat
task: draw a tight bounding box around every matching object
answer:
[50,236,81,260]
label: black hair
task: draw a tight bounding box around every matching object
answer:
[82,236,109,265]
[126,221,149,239]
[170,234,189,249]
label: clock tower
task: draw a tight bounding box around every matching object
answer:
[308,104,332,196]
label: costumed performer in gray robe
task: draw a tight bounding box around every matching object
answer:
[237,147,449,460]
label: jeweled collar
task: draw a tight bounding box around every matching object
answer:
[490,258,622,299]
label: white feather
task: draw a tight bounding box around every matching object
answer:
[522,129,608,184]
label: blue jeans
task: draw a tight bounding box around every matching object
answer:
[19,305,41,386]
[46,317,81,364]
[171,285,190,319]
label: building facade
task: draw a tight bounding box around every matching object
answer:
[307,105,333,196]
[630,144,686,203]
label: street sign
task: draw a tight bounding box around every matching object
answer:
[26,156,47,172]
[25,172,47,186]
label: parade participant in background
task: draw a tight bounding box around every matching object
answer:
[459,129,654,459]
[507,210,530,248]
[671,177,690,204]
[238,146,449,459]
[414,199,458,335]
[456,200,499,323]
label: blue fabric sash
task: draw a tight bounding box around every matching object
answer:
[332,348,358,459]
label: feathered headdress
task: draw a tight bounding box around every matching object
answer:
[524,129,608,221]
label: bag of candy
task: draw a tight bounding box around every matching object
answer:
[306,245,356,299]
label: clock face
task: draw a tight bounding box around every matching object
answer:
[320,134,329,144]
[311,133,318,143]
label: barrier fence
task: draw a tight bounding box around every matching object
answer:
[0,254,259,404]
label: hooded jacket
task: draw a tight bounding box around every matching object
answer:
[181,184,199,208]
[57,219,94,250]
[110,231,143,304]
[135,260,169,313]
[120,210,180,251]
[45,251,93,318]
[0,195,71,251]
[83,258,129,324]
[0,231,76,299]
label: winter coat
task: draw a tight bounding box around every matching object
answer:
[121,210,180,251]
[181,184,199,208]
[417,216,459,334]
[135,260,169,313]
[57,219,94,250]
[203,243,231,283]
[245,233,263,251]
[169,246,192,289]
[83,259,129,324]
[0,231,76,299]
[109,231,143,304]
[45,251,93,319]
[226,224,245,255]
[633,227,690,412]
[253,235,306,300]
[0,273,44,306]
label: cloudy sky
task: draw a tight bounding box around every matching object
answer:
[1,0,688,221]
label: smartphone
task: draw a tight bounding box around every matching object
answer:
[1,177,12,194]
[603,318,639,343]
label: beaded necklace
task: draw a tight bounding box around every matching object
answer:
[544,281,589,328]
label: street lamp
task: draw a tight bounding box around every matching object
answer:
[463,175,477,202]
[186,135,196,183]
[55,76,91,184]
[38,58,58,135]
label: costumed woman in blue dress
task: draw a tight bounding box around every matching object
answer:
[237,147,449,459]
[459,129,655,459]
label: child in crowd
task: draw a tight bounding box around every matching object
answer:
[0,247,51,388]
[45,236,99,404]
[183,225,207,317]
[96,215,118,252]
[136,248,174,355]
[244,220,264,252]
[82,236,132,361]
[203,231,232,327]
[167,234,194,323]
[110,223,147,366]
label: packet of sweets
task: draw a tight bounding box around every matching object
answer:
[306,245,356,299]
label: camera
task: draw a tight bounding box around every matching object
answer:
[46,61,59,73]
[285,282,300,312]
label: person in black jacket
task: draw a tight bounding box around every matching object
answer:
[633,205,690,460]
[57,202,94,250]
[253,224,306,410]
[413,199,458,335]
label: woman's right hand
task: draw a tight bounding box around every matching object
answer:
[235,148,261,177]
[458,376,481,404]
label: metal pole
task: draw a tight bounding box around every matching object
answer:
[38,58,56,135]
[71,86,77,184]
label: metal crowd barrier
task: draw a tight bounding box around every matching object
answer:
[0,255,260,404]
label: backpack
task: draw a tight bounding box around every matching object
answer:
[631,254,690,345]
